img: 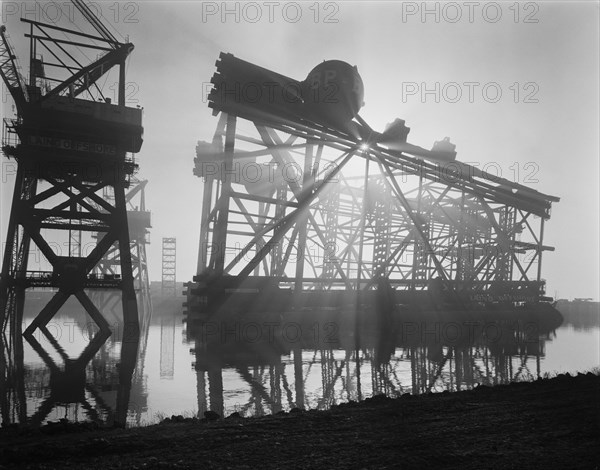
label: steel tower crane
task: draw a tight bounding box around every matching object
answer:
[0,1,144,350]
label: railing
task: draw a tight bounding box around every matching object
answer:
[2,118,20,151]
[9,270,123,288]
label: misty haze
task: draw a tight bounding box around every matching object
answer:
[0,1,598,469]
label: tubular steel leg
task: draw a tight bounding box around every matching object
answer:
[114,179,139,338]
[211,114,236,275]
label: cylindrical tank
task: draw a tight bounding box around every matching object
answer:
[301,60,364,126]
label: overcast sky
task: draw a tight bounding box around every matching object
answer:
[1,1,598,300]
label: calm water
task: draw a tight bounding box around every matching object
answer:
[1,296,598,427]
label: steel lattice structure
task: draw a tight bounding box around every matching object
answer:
[0,5,145,426]
[0,7,143,343]
[187,53,559,315]
[90,178,153,324]
[161,238,177,297]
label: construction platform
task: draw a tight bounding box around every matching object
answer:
[184,53,559,322]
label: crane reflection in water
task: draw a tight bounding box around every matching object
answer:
[0,295,151,428]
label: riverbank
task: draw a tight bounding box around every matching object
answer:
[1,372,598,469]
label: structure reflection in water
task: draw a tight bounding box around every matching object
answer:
[23,322,112,426]
[1,294,152,427]
[555,299,600,332]
[187,305,563,417]
[2,299,568,425]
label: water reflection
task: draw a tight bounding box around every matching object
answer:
[0,299,575,426]
[187,305,564,417]
[24,325,111,426]
[1,292,151,427]
[555,300,600,331]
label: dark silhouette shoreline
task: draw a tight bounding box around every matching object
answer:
[1,372,598,469]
